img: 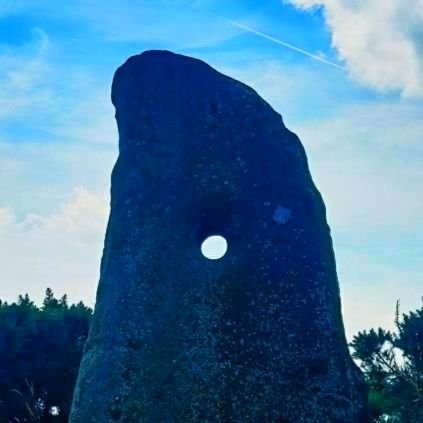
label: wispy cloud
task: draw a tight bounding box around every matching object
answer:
[0,28,52,119]
[295,101,423,234]
[0,25,117,145]
[295,99,423,337]
[0,0,243,49]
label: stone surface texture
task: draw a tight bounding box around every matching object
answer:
[70,50,367,422]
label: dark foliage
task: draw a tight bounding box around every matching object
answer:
[0,288,421,422]
[0,289,92,422]
[350,300,423,422]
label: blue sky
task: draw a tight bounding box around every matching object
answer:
[0,0,422,338]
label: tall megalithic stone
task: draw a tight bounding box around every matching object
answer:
[71,50,366,422]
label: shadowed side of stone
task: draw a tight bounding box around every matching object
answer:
[70,50,367,422]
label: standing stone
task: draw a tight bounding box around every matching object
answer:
[71,50,366,422]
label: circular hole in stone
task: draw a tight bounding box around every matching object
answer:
[201,235,228,260]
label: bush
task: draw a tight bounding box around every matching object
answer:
[350,300,423,422]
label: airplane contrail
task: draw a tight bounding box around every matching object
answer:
[180,1,346,71]
[227,20,346,70]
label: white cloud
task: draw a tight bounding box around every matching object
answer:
[286,0,423,97]
[0,188,108,305]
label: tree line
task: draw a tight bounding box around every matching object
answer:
[0,289,421,422]
[0,289,91,422]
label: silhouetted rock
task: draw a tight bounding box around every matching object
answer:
[71,50,366,422]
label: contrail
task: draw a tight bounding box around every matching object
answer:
[180,1,346,71]
[227,20,346,70]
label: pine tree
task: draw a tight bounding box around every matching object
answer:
[42,287,59,310]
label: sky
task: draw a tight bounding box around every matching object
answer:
[0,0,422,338]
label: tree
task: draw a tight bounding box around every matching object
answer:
[42,288,60,311]
[350,300,423,422]
[0,289,92,422]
